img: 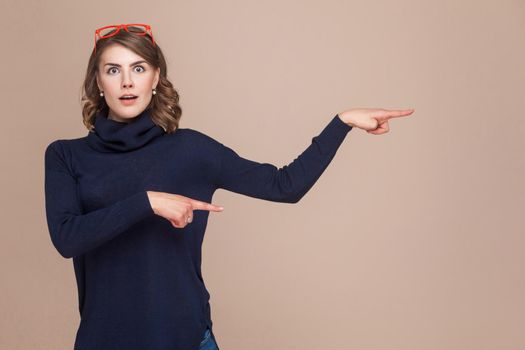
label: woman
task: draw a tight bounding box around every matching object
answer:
[44,24,413,350]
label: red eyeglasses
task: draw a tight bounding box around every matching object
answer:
[94,24,155,54]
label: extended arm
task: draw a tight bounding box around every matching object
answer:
[215,114,352,203]
[44,141,154,259]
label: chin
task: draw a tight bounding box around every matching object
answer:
[114,104,146,117]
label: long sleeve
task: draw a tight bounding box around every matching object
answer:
[44,140,155,259]
[215,114,353,203]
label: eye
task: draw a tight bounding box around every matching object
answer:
[106,65,146,74]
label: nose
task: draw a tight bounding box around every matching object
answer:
[121,71,134,89]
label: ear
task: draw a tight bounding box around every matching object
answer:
[95,74,101,91]
[153,67,160,89]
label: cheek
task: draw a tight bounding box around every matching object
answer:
[142,75,155,88]
[101,80,120,94]
[141,93,153,102]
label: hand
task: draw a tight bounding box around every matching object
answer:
[338,108,415,135]
[147,191,224,229]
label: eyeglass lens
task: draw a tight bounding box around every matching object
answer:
[99,25,148,38]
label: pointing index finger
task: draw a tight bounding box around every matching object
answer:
[190,199,224,212]
[386,109,415,119]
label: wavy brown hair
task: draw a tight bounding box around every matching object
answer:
[80,28,182,133]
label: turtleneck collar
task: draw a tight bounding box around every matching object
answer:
[87,106,165,153]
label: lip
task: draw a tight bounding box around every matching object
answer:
[119,94,138,98]
[120,96,138,106]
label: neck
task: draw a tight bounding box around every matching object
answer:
[108,110,132,123]
[86,106,166,153]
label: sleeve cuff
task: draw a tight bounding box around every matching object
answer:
[316,114,353,147]
[116,190,155,223]
[334,114,353,133]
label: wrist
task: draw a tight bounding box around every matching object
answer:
[146,191,159,214]
[337,113,355,127]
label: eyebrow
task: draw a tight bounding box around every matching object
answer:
[104,60,148,67]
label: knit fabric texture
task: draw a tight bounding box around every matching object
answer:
[44,106,353,350]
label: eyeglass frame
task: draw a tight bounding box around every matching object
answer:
[93,23,155,54]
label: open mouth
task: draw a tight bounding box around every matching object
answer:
[119,95,138,100]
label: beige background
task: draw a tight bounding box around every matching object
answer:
[1,0,524,349]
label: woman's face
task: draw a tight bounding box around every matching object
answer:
[96,44,160,122]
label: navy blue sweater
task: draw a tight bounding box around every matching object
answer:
[44,106,353,350]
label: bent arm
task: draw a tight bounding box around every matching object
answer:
[44,141,154,259]
[215,114,352,203]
